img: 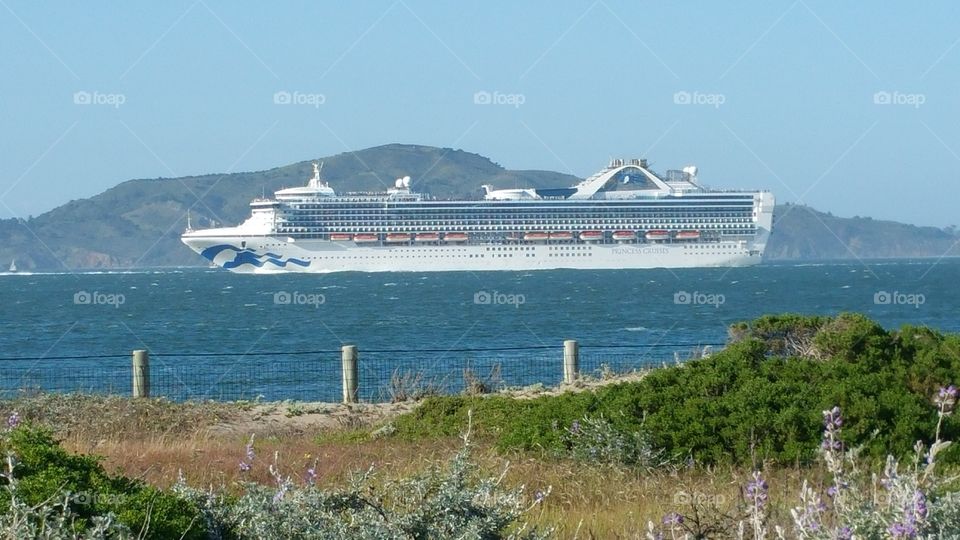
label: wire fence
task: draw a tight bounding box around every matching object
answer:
[0,342,722,403]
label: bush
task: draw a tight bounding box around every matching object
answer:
[0,424,205,540]
[392,314,960,466]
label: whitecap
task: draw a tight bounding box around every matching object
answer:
[624,326,648,332]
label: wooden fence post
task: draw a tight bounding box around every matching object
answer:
[132,349,150,398]
[563,339,579,384]
[341,345,358,403]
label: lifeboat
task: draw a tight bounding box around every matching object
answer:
[353,234,379,243]
[676,230,700,240]
[385,233,411,243]
[579,230,603,241]
[611,230,636,241]
[645,230,670,241]
[549,231,573,241]
[524,232,549,241]
[329,233,352,242]
[444,232,468,242]
[415,232,440,242]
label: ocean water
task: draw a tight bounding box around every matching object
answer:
[1,259,958,401]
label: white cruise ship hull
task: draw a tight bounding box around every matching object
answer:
[181,159,775,273]
[182,235,768,273]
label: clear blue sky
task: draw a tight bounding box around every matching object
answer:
[1,1,959,226]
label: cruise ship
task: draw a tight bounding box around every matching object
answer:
[181,158,774,273]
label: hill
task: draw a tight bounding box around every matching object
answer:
[1,144,956,270]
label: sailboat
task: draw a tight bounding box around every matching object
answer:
[7,259,16,273]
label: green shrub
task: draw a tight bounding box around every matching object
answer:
[0,425,205,540]
[391,314,960,467]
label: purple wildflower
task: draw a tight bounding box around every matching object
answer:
[238,434,255,472]
[534,490,545,504]
[913,490,928,520]
[6,411,20,430]
[304,466,317,485]
[745,471,769,512]
[935,385,957,413]
[888,521,915,539]
[662,512,683,526]
[570,420,581,435]
[836,526,853,540]
[822,406,843,454]
[273,483,289,503]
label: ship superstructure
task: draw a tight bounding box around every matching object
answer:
[182,159,774,272]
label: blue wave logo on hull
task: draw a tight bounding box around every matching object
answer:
[200,245,310,269]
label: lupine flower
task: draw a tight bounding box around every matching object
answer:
[822,406,843,449]
[913,490,928,520]
[836,526,853,540]
[662,512,683,526]
[935,385,957,413]
[533,490,545,504]
[6,411,20,429]
[304,466,317,485]
[888,521,915,539]
[238,434,255,472]
[746,471,769,512]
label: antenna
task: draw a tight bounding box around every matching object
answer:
[186,210,192,231]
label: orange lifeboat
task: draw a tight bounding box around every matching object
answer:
[415,232,440,242]
[444,232,469,242]
[645,230,670,241]
[549,231,573,241]
[676,230,700,240]
[385,233,412,243]
[329,233,352,242]
[524,232,549,241]
[612,230,636,241]
[579,230,603,241]
[353,234,379,243]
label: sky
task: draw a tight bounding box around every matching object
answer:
[1,1,959,226]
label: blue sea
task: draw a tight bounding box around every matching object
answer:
[1,259,958,401]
